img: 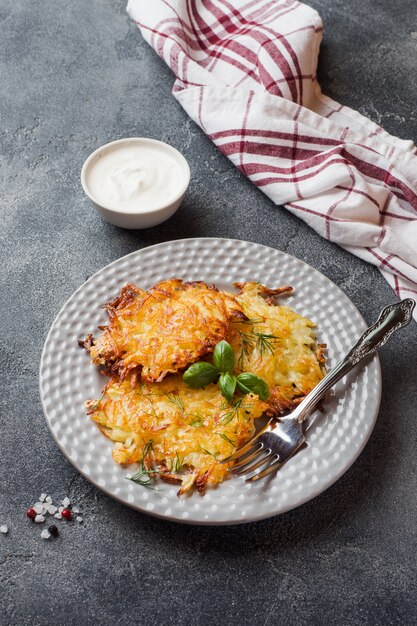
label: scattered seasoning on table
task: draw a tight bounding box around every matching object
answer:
[62,508,72,520]
[26,507,37,520]
[48,524,59,537]
[0,525,8,534]
[24,494,83,540]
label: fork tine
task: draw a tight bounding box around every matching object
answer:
[220,418,274,464]
[233,450,273,476]
[226,442,264,468]
[245,458,282,483]
[220,439,261,464]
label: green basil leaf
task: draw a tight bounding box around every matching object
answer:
[213,340,235,373]
[183,362,219,388]
[218,372,236,403]
[236,372,270,400]
[235,380,252,396]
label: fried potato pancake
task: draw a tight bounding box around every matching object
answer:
[84,280,326,495]
[229,282,326,415]
[87,376,268,495]
[81,279,244,383]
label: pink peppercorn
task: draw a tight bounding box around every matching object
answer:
[26,508,37,520]
[61,508,72,520]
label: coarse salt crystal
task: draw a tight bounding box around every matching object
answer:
[41,529,51,540]
[39,494,47,502]
[72,507,80,514]
[62,497,70,507]
[45,496,52,504]
[54,512,62,520]
[46,505,57,515]
[0,525,8,534]
[76,516,83,523]
[34,515,45,523]
[34,503,45,514]
[58,506,64,513]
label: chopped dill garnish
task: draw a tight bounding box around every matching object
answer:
[200,446,218,459]
[221,398,253,424]
[140,395,159,419]
[126,440,158,489]
[190,414,205,428]
[238,330,255,350]
[252,330,279,356]
[127,468,158,489]
[163,391,185,413]
[217,432,236,446]
[237,329,255,368]
[238,317,263,325]
[237,325,280,365]
[170,451,185,473]
[142,440,154,459]
[86,392,105,413]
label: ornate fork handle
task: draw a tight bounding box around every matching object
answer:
[293,299,415,422]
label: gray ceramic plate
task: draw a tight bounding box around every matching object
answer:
[39,238,381,525]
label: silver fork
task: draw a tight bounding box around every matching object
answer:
[221,299,415,483]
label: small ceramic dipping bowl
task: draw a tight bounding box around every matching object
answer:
[81,137,190,229]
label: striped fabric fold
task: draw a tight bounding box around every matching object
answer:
[127,0,417,316]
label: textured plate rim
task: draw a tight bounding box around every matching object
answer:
[39,237,382,525]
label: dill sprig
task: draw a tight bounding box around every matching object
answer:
[190,413,205,428]
[237,323,280,365]
[141,394,159,419]
[238,330,255,350]
[200,446,218,459]
[252,330,279,356]
[237,329,255,368]
[127,469,158,489]
[217,432,236,446]
[221,398,253,424]
[238,317,263,325]
[86,392,105,413]
[171,451,185,473]
[163,391,185,414]
[126,441,159,489]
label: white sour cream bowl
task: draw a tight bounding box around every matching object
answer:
[81,138,190,228]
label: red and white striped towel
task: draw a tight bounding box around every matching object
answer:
[127,0,417,316]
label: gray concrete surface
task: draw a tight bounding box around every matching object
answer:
[1,1,417,624]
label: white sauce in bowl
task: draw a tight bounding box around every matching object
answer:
[84,141,186,213]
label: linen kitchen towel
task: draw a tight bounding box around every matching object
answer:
[127,0,417,315]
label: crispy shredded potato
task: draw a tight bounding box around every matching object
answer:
[83,279,326,495]
[229,282,326,415]
[87,376,267,495]
[80,279,244,383]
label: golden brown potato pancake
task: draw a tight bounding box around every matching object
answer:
[229,282,326,415]
[87,376,268,495]
[83,280,326,495]
[80,279,244,383]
